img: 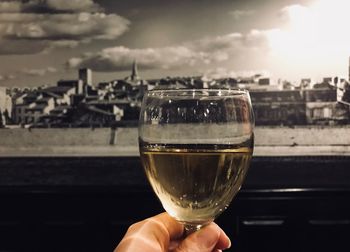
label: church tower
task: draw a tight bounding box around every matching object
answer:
[130,60,139,82]
[79,68,92,95]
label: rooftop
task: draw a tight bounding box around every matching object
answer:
[87,99,130,105]
[26,104,47,111]
[43,86,74,95]
[36,97,52,104]
[87,105,114,116]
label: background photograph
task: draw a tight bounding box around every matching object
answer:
[0,0,349,156]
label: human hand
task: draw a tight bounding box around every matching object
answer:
[114,212,231,252]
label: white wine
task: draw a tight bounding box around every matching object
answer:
[140,144,253,226]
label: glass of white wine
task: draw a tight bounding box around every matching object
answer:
[138,89,254,234]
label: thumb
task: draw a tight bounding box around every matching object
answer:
[174,223,229,252]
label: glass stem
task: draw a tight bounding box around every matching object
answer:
[183,223,203,236]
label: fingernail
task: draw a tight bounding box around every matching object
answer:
[219,225,231,249]
[227,236,232,248]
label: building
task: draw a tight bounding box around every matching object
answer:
[304,86,348,125]
[12,92,55,125]
[300,78,312,89]
[13,91,39,124]
[38,105,73,127]
[24,97,55,124]
[258,78,270,85]
[57,79,84,95]
[42,86,76,105]
[62,99,130,127]
[250,90,306,125]
[86,99,139,121]
[0,87,12,125]
[12,84,77,125]
[78,68,98,96]
[79,68,92,87]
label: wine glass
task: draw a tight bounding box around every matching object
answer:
[138,89,254,234]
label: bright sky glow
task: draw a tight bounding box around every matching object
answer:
[266,0,350,82]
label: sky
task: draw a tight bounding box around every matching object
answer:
[0,0,350,88]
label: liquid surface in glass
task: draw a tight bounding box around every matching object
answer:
[140,143,253,226]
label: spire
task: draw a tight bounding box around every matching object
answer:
[131,59,139,81]
[124,59,141,84]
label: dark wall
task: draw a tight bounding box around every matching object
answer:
[0,156,350,252]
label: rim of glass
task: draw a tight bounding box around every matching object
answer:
[145,88,249,97]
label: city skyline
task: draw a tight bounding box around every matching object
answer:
[0,0,350,88]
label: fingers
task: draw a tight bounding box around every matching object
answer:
[213,222,231,250]
[153,212,185,241]
[114,212,183,252]
[173,222,231,252]
[114,212,231,252]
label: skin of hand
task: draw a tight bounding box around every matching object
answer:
[114,212,231,252]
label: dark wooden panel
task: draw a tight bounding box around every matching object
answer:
[0,156,349,251]
[0,156,350,188]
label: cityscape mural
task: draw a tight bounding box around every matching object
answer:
[0,0,349,156]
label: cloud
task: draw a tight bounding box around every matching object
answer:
[46,40,80,50]
[41,0,100,13]
[67,46,198,71]
[66,30,271,72]
[6,74,16,80]
[189,30,270,58]
[204,67,270,80]
[22,67,57,76]
[0,39,47,54]
[63,0,350,81]
[0,73,16,81]
[188,33,243,53]
[204,67,238,79]
[0,1,130,54]
[0,12,130,41]
[0,0,100,13]
[229,9,255,20]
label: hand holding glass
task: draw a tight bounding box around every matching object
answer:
[138,89,254,234]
